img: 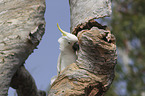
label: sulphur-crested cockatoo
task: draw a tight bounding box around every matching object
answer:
[57,23,78,74]
[50,24,78,85]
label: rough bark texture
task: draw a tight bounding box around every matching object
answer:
[48,0,116,95]
[69,0,111,31]
[48,20,117,96]
[0,0,45,95]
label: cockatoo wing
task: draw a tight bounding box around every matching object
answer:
[57,53,61,74]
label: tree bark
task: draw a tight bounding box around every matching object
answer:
[0,0,45,95]
[69,0,111,31]
[48,0,116,96]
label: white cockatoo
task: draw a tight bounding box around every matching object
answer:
[50,24,78,85]
[57,23,78,74]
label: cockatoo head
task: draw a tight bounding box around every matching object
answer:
[57,23,78,51]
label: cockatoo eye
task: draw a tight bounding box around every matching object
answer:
[68,41,71,44]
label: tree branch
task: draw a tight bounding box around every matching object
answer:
[69,0,112,31]
[10,65,46,96]
[0,0,45,95]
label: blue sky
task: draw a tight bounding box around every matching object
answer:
[9,0,70,95]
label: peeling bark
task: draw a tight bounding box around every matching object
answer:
[0,0,46,95]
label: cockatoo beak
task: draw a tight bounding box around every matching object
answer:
[57,23,68,36]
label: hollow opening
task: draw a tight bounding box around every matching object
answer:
[72,19,107,35]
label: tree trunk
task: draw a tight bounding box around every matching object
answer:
[0,0,46,96]
[48,0,117,96]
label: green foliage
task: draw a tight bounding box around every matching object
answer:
[106,0,145,96]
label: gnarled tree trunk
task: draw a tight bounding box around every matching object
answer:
[48,0,117,96]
